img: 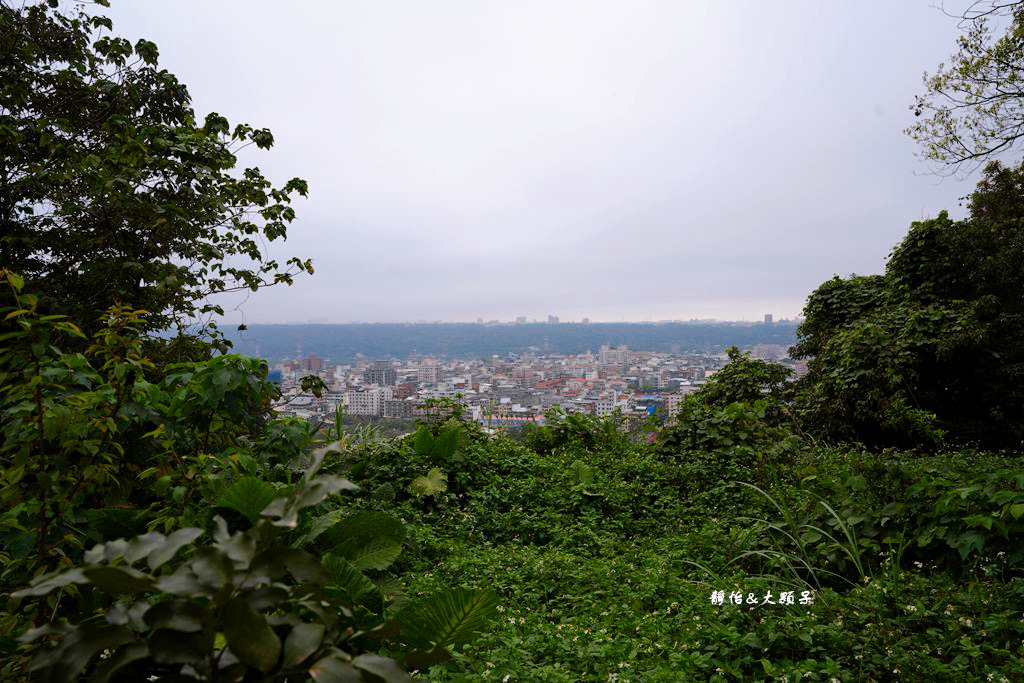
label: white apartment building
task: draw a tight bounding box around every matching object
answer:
[418,360,439,385]
[598,345,629,365]
[343,386,394,416]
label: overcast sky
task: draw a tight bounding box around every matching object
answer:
[105,1,980,324]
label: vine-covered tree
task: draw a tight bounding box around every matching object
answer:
[909,1,1024,172]
[0,0,312,348]
[792,161,1024,449]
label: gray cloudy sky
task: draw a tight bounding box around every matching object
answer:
[106,1,978,323]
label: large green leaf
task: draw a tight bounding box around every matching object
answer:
[263,475,357,528]
[223,597,281,673]
[412,425,434,457]
[143,600,206,632]
[397,588,500,650]
[82,566,155,594]
[296,508,346,547]
[320,511,406,571]
[431,425,461,464]
[320,511,406,553]
[148,528,203,569]
[81,507,147,543]
[352,654,411,682]
[248,548,328,584]
[147,628,211,666]
[408,468,446,497]
[11,568,88,597]
[569,460,594,486]
[309,655,361,682]
[323,554,380,606]
[216,476,277,525]
[346,536,403,572]
[122,533,169,566]
[282,623,324,668]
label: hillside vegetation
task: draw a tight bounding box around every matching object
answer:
[2,1,1023,681]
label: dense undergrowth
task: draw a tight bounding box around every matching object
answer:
[3,2,1024,679]
[326,408,1024,681]
[4,278,1022,681]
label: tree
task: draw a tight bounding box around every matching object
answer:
[0,0,312,347]
[693,346,792,415]
[792,161,1024,449]
[908,1,1024,173]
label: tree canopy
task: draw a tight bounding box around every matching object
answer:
[792,160,1024,450]
[909,1,1024,172]
[0,0,312,347]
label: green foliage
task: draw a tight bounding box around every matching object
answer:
[316,510,407,572]
[397,587,500,667]
[300,374,328,399]
[379,431,1024,681]
[656,397,803,497]
[0,1,313,345]
[908,2,1024,172]
[10,440,500,682]
[409,468,448,498]
[13,465,416,682]
[412,422,462,467]
[524,407,630,456]
[0,276,290,588]
[793,161,1024,449]
[734,480,868,591]
[694,346,792,415]
[214,476,277,525]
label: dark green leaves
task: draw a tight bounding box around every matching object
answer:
[12,569,88,598]
[81,566,154,593]
[397,588,500,651]
[412,423,462,466]
[283,623,324,668]
[1,0,313,345]
[216,476,277,525]
[224,597,281,673]
[351,654,412,682]
[308,655,410,683]
[27,624,135,683]
[263,474,357,528]
[148,528,204,569]
[323,554,379,606]
[319,511,406,572]
[143,600,206,632]
[309,656,362,682]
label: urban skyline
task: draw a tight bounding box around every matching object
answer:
[258,312,796,326]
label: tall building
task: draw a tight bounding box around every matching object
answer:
[294,353,323,373]
[598,345,629,366]
[548,315,559,324]
[418,359,439,385]
[344,386,394,416]
[764,313,773,325]
[363,360,397,385]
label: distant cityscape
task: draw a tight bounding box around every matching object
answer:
[268,314,804,427]
[226,317,798,366]
[276,314,788,326]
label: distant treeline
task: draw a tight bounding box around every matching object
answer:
[223,322,799,363]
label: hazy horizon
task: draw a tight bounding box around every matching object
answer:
[237,317,801,325]
[106,2,979,326]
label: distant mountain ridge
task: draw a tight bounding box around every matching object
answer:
[223,322,799,363]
